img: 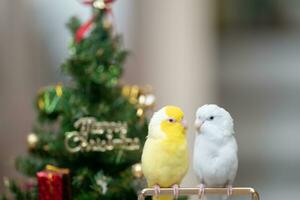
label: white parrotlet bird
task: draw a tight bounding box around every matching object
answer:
[193,104,238,199]
[142,106,189,200]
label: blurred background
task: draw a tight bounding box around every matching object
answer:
[1,0,300,199]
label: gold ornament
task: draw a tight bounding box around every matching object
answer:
[38,98,45,110]
[122,85,156,118]
[65,117,140,153]
[55,84,63,97]
[27,133,38,150]
[46,165,70,174]
[132,163,143,178]
[122,85,139,104]
[43,145,50,152]
[3,177,10,188]
[97,48,104,57]
[136,108,144,117]
[102,18,112,30]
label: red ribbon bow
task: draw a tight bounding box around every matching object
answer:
[75,0,115,43]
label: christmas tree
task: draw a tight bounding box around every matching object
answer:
[3,1,153,199]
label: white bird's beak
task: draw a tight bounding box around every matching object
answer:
[181,119,188,130]
[195,119,203,133]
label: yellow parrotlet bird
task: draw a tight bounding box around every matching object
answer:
[142,105,189,200]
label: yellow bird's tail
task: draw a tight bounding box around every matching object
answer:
[153,195,173,200]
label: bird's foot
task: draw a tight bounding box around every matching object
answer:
[153,184,161,197]
[171,184,180,199]
[197,183,205,199]
[226,185,233,196]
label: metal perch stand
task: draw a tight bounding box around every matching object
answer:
[138,187,260,200]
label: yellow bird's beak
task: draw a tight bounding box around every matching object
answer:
[181,119,188,130]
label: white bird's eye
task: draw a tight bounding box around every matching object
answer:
[209,116,214,120]
[168,118,175,123]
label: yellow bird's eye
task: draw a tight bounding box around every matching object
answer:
[168,118,176,123]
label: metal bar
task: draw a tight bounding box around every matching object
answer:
[138,187,260,200]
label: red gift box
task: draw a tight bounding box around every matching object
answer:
[37,171,63,200]
[37,165,71,200]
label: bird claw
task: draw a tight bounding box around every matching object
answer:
[227,185,233,196]
[172,184,180,199]
[198,183,205,199]
[153,184,161,197]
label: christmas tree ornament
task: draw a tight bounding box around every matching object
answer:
[122,85,139,104]
[94,0,115,11]
[193,104,238,199]
[96,178,108,194]
[93,0,107,10]
[97,48,105,57]
[27,133,39,150]
[37,84,64,115]
[122,85,155,118]
[75,0,115,43]
[45,165,72,200]
[3,177,10,188]
[94,172,111,195]
[137,93,156,117]
[75,15,96,43]
[43,145,50,152]
[64,117,140,153]
[102,18,112,30]
[131,173,147,195]
[37,171,63,200]
[131,163,143,178]
[81,0,115,10]
[36,165,71,200]
[141,106,189,199]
